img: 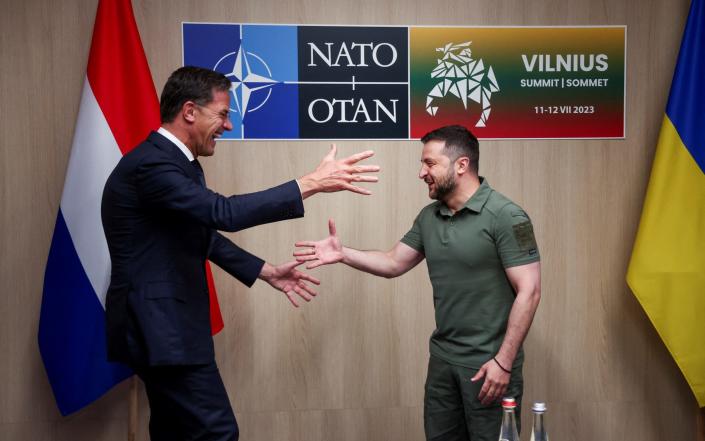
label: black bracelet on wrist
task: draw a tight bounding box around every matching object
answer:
[493,357,511,374]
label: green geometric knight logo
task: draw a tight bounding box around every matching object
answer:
[426,41,500,127]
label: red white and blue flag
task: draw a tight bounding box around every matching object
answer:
[39,0,223,415]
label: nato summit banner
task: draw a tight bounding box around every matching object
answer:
[183,24,625,140]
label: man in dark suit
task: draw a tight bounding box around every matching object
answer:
[101,66,379,441]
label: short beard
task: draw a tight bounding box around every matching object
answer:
[431,168,456,201]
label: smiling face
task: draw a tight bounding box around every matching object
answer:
[191,89,233,157]
[419,139,457,201]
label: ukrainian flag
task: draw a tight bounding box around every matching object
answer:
[627,0,705,407]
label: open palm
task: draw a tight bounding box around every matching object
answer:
[260,260,320,307]
[294,219,344,269]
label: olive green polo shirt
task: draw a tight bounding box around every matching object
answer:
[401,178,540,369]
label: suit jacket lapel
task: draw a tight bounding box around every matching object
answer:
[147,131,203,187]
[147,131,213,253]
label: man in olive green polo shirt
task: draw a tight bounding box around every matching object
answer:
[294,125,541,441]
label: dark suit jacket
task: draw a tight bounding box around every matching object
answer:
[101,131,304,366]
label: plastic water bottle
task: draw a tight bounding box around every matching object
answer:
[530,402,549,441]
[498,397,520,441]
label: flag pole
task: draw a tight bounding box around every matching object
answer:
[697,404,705,441]
[128,376,138,441]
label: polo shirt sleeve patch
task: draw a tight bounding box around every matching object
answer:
[496,206,540,267]
[512,219,538,253]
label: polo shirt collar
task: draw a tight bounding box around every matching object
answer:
[437,177,491,216]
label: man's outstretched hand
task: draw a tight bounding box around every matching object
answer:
[298,145,380,199]
[294,219,344,269]
[259,261,321,307]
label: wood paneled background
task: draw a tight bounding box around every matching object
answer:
[0,0,699,439]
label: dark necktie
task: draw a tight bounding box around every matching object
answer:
[191,159,206,187]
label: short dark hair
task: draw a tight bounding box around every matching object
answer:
[420,125,479,173]
[159,66,231,123]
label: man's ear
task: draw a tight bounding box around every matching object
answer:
[182,101,197,123]
[456,156,470,175]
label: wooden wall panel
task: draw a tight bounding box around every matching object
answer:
[0,0,699,440]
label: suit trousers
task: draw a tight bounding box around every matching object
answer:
[134,361,238,441]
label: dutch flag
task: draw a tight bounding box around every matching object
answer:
[38,0,223,416]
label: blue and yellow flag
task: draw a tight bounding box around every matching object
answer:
[627,0,705,407]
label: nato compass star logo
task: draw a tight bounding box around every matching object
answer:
[215,47,278,118]
[183,23,299,138]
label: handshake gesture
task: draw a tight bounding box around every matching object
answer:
[262,145,378,307]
